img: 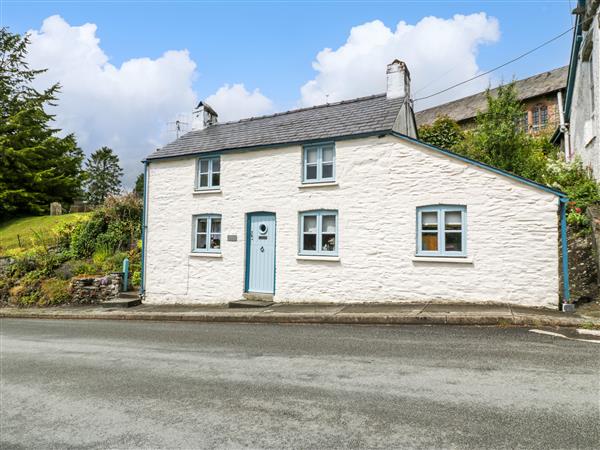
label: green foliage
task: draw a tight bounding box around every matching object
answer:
[0,28,84,219]
[131,271,141,288]
[0,212,90,254]
[453,83,552,181]
[134,173,144,197]
[543,157,600,211]
[85,146,123,205]
[39,278,71,306]
[70,193,142,257]
[417,115,465,150]
[70,215,106,257]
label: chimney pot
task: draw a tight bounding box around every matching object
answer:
[386,60,410,100]
[191,101,218,131]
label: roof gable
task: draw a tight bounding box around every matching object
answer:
[389,131,566,198]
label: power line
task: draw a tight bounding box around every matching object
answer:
[413,26,574,103]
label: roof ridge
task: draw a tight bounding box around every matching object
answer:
[200,92,389,128]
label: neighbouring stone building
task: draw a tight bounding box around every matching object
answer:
[553,0,599,177]
[416,66,568,135]
[141,60,569,309]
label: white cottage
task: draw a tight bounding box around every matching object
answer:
[141,60,570,309]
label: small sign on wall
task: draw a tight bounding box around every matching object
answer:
[227,235,238,242]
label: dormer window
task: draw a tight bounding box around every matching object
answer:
[196,156,220,190]
[303,143,335,183]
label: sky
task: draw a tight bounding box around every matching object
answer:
[1,0,576,186]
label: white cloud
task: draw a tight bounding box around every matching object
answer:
[205,84,274,122]
[300,13,501,111]
[26,15,199,186]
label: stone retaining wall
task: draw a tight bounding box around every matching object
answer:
[70,273,122,304]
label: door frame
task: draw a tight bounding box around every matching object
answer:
[244,211,276,294]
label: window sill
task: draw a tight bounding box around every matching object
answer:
[412,256,473,264]
[193,188,222,195]
[189,252,222,258]
[296,255,340,262]
[298,181,338,189]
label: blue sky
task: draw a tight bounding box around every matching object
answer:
[1,1,576,183]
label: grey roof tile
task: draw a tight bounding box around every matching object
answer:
[147,94,406,160]
[415,66,568,126]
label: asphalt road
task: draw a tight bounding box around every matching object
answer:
[1,319,599,449]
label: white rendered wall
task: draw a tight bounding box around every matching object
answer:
[570,11,600,177]
[144,135,560,308]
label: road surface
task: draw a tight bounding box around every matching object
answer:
[1,319,599,449]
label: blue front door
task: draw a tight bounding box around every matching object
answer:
[246,213,276,294]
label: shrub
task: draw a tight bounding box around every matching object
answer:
[39,278,71,306]
[131,271,141,287]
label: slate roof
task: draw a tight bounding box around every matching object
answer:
[147,94,407,160]
[415,66,568,127]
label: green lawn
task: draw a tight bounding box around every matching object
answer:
[0,213,90,254]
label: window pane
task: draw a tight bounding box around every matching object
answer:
[197,218,207,233]
[322,215,336,233]
[322,147,334,162]
[212,157,220,172]
[212,172,220,187]
[445,211,462,230]
[210,234,221,249]
[306,164,317,180]
[322,163,333,179]
[211,218,221,234]
[322,234,336,251]
[306,148,317,163]
[421,232,438,251]
[445,232,462,252]
[199,174,208,187]
[303,215,317,233]
[303,234,317,251]
[422,212,438,230]
[200,160,209,173]
[196,233,207,249]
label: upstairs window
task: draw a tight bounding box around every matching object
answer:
[303,143,335,183]
[299,210,338,256]
[197,156,220,190]
[532,105,548,131]
[193,214,221,253]
[416,205,466,257]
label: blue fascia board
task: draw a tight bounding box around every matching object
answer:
[564,14,583,122]
[139,161,149,296]
[390,131,567,198]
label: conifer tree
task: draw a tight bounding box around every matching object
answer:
[85,147,123,205]
[0,27,84,219]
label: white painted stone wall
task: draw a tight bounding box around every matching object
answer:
[570,10,600,177]
[144,135,560,308]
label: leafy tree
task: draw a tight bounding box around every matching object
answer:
[418,115,465,150]
[84,147,123,205]
[134,173,144,197]
[0,28,84,219]
[453,83,551,181]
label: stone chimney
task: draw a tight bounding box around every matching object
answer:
[191,101,218,131]
[386,60,410,100]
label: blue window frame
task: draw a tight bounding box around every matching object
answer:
[192,214,221,253]
[196,156,220,190]
[416,205,466,257]
[299,210,338,256]
[302,143,335,183]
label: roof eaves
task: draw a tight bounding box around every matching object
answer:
[390,131,567,198]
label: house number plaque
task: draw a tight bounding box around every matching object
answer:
[227,235,237,242]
